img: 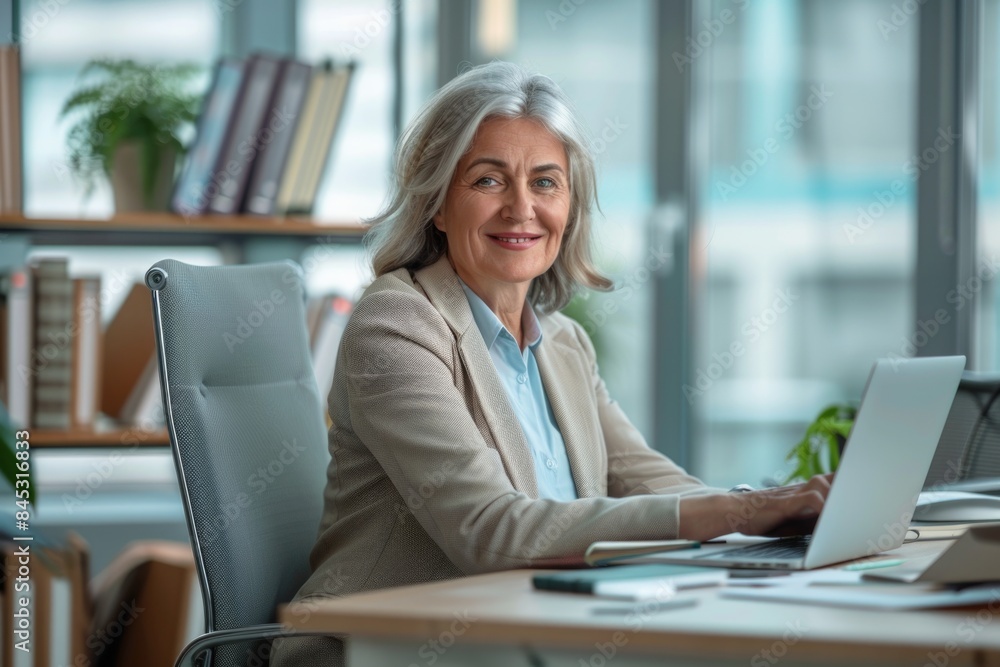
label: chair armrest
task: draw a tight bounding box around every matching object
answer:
[174,624,338,667]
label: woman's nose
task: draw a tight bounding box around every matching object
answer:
[501,183,535,222]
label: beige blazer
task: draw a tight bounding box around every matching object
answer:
[272,258,719,666]
[273,256,717,666]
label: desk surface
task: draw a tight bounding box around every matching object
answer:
[281,540,1000,665]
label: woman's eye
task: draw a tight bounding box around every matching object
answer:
[535,177,556,188]
[476,176,499,187]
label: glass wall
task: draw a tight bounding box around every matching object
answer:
[297,0,436,300]
[300,0,436,223]
[17,0,224,312]
[977,0,1000,370]
[15,0,995,492]
[692,0,919,487]
[470,0,658,437]
[18,0,219,218]
[15,0,224,575]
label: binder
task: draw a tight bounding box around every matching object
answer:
[242,59,314,216]
[170,59,247,216]
[206,54,284,215]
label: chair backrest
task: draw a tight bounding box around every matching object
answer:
[147,259,328,663]
[924,372,1000,489]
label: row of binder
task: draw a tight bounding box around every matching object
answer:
[170,54,355,218]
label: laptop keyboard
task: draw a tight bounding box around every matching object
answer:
[697,536,812,561]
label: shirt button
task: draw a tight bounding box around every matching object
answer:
[517,373,527,384]
[546,458,556,469]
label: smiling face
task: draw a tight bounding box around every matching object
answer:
[433,116,571,305]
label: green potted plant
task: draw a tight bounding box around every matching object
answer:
[785,403,857,482]
[561,292,606,360]
[1,401,33,508]
[60,58,201,211]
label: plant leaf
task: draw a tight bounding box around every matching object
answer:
[59,57,203,201]
[0,402,32,505]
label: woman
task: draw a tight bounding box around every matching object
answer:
[271,61,829,666]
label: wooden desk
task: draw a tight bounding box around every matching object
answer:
[281,541,1000,666]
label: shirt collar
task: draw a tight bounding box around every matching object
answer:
[459,279,543,352]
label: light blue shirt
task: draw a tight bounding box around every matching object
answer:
[460,281,579,501]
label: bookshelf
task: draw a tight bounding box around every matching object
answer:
[2,48,366,448]
[7,212,366,448]
[32,428,170,447]
[0,212,368,246]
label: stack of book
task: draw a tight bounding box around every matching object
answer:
[307,292,354,409]
[1,533,92,667]
[1,253,103,432]
[0,251,356,434]
[0,44,22,213]
[0,533,199,667]
[98,282,162,430]
[32,258,74,430]
[171,53,355,218]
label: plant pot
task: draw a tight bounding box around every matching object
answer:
[109,141,176,212]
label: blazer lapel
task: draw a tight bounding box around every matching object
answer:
[413,258,539,497]
[535,329,606,498]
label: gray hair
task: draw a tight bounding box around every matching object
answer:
[364,61,611,313]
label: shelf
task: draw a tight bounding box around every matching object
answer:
[31,428,170,448]
[0,212,368,246]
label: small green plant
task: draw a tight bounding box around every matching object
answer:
[785,403,857,482]
[0,402,33,506]
[561,292,605,360]
[60,58,201,206]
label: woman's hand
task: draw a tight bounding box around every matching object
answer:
[677,474,833,542]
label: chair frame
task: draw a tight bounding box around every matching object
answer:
[146,265,334,667]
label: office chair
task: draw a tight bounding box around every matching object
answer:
[924,372,1000,492]
[146,259,332,667]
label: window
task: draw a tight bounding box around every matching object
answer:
[299,0,437,221]
[977,0,1000,369]
[19,0,219,217]
[693,0,918,487]
[298,0,437,298]
[470,0,658,437]
[16,1,225,515]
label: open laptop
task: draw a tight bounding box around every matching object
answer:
[661,356,966,570]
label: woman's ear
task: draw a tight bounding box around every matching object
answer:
[432,209,445,232]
